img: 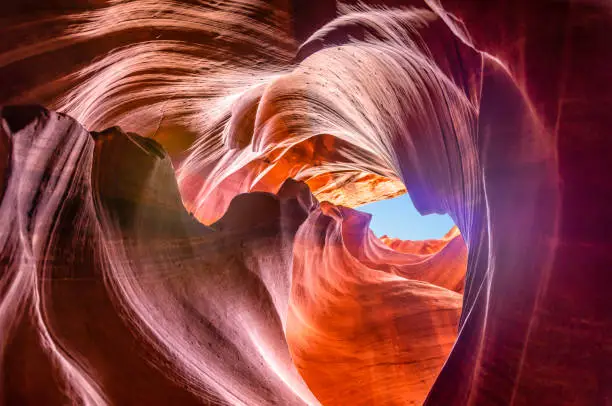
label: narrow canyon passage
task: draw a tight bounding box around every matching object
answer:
[0,0,610,405]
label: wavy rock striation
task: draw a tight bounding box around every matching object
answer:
[0,0,611,405]
[0,108,466,405]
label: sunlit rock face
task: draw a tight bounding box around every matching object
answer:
[287,206,464,405]
[0,108,465,405]
[1,0,611,405]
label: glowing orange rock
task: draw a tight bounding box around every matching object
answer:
[0,108,466,405]
[287,205,465,405]
[0,0,610,405]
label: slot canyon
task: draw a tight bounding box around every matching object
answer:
[0,0,610,405]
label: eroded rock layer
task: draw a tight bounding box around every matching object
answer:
[0,0,611,405]
[0,108,465,405]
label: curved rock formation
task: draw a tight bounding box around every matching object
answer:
[0,0,611,405]
[0,107,465,405]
